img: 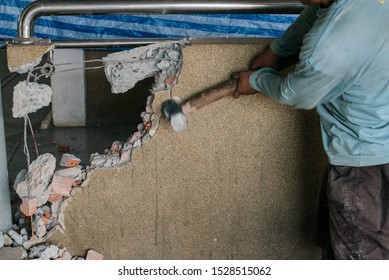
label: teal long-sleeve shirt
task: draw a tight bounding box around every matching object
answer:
[249,0,389,167]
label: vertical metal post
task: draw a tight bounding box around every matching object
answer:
[0,70,12,232]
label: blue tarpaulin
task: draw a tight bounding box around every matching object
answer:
[0,0,298,40]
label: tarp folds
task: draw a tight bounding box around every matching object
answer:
[0,0,297,40]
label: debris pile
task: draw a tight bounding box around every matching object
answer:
[3,41,182,259]
[1,152,87,258]
[0,235,104,260]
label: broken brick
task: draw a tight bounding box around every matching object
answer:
[50,175,74,197]
[59,153,81,167]
[57,144,70,153]
[110,141,122,152]
[86,249,104,260]
[38,215,50,225]
[48,194,63,203]
[20,197,37,216]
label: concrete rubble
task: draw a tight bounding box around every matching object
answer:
[6,41,54,74]
[59,153,81,167]
[6,94,156,259]
[12,81,52,118]
[4,84,158,259]
[2,125,95,259]
[103,40,187,94]
[14,153,56,207]
[2,41,188,260]
[90,94,156,168]
[0,150,104,259]
[0,231,103,260]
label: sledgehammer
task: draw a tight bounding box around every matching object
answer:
[162,79,237,132]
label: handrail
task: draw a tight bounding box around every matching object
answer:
[17,0,304,46]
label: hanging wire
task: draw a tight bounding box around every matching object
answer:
[23,114,39,197]
[28,57,181,82]
[23,115,31,198]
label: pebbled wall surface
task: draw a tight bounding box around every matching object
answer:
[47,44,327,260]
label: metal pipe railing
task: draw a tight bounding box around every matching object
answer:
[17,0,303,43]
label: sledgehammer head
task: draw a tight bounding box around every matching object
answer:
[162,98,188,132]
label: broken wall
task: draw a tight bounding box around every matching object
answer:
[47,44,327,259]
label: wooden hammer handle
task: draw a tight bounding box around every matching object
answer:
[181,79,237,115]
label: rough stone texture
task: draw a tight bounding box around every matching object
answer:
[3,234,13,247]
[103,40,186,94]
[59,153,81,167]
[6,43,54,74]
[47,44,327,259]
[29,244,60,260]
[14,153,56,206]
[12,81,52,118]
[0,247,28,260]
[8,230,24,246]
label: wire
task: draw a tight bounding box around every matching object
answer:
[23,115,31,198]
[28,57,181,82]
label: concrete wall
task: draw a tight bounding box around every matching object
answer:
[48,44,327,259]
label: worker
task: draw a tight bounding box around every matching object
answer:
[233,0,389,260]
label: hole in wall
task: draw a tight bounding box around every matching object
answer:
[2,39,186,252]
[2,48,156,224]
[85,50,153,127]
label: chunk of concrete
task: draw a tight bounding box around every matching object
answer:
[0,246,28,260]
[8,230,24,246]
[103,40,187,94]
[59,154,81,167]
[6,42,54,74]
[3,234,13,247]
[29,244,60,260]
[14,154,56,206]
[12,81,52,118]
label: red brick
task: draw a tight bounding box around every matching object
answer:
[86,250,104,260]
[48,194,63,203]
[60,154,81,167]
[50,175,74,197]
[57,144,70,153]
[20,197,37,216]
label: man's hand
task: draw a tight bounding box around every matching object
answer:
[232,70,257,99]
[232,45,281,98]
[250,44,281,70]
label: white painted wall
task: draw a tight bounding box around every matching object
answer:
[51,49,86,127]
[0,79,12,232]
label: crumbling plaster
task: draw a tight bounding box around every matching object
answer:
[47,44,327,259]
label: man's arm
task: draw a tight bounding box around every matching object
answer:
[270,5,319,58]
[250,5,319,71]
